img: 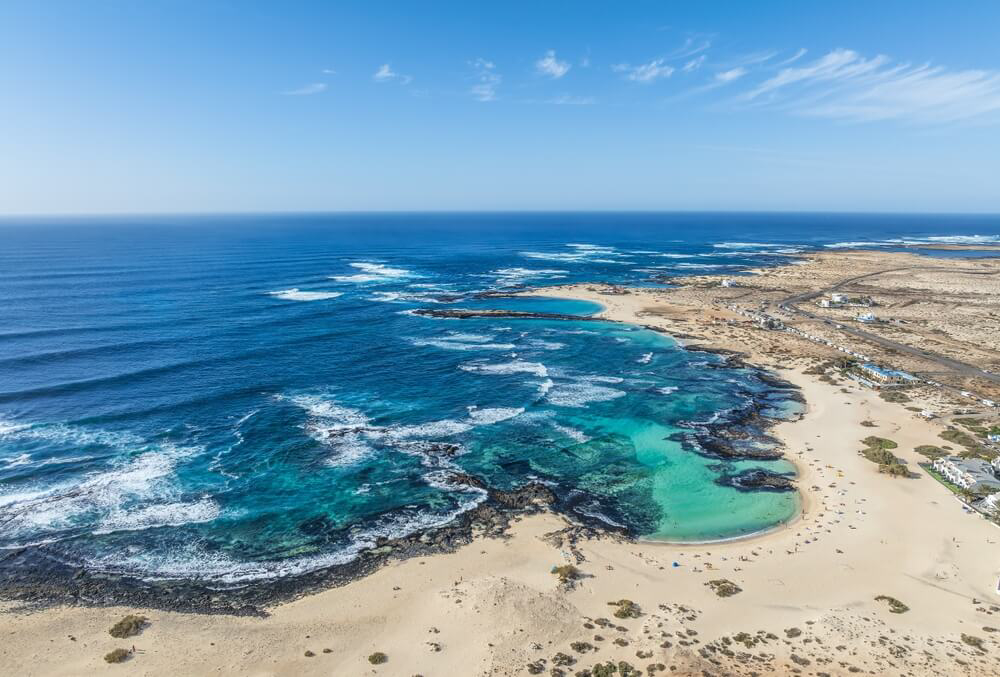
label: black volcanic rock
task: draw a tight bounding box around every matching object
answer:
[716,468,795,492]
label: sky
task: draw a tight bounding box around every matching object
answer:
[2,1,1000,214]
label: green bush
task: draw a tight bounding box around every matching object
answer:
[607,599,642,619]
[875,595,909,613]
[108,614,148,639]
[104,648,130,664]
[551,564,581,584]
[706,579,742,597]
[367,651,388,664]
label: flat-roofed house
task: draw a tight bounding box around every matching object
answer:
[856,363,916,387]
[933,456,1000,493]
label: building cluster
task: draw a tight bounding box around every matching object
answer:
[726,304,784,330]
[932,456,1000,494]
[818,293,875,308]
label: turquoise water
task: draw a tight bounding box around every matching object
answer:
[1,213,994,585]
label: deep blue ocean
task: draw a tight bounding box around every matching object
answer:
[1,212,997,585]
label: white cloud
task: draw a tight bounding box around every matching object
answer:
[282,82,327,96]
[321,68,337,75]
[683,55,706,73]
[536,50,570,79]
[715,67,747,83]
[373,63,413,85]
[614,58,675,83]
[739,48,1000,123]
[469,58,501,101]
[775,49,807,66]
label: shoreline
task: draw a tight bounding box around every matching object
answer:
[3,280,1000,674]
[0,294,800,612]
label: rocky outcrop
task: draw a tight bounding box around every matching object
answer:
[715,468,795,492]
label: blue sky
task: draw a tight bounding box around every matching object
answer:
[2,1,1000,214]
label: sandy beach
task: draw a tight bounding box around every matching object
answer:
[3,279,1000,676]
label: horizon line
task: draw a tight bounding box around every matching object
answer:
[2,208,1000,220]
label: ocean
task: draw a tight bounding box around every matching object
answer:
[1,212,997,589]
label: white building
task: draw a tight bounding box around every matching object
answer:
[720,279,738,288]
[857,312,877,323]
[919,410,936,419]
[982,399,996,408]
[855,363,916,387]
[831,293,849,303]
[933,456,1000,493]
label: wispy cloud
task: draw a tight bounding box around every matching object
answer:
[282,82,327,96]
[775,49,807,67]
[469,58,501,102]
[613,58,675,83]
[321,68,337,75]
[715,67,747,84]
[373,63,412,85]
[547,94,596,105]
[666,37,712,61]
[739,48,1000,123]
[683,55,706,73]
[536,50,570,79]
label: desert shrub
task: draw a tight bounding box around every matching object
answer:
[961,634,985,651]
[551,564,581,584]
[104,648,130,664]
[879,390,910,403]
[875,595,909,613]
[607,599,642,619]
[862,436,898,450]
[914,445,946,459]
[879,462,910,477]
[108,614,148,639]
[368,651,388,664]
[706,579,742,597]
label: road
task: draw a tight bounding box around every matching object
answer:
[777,266,1000,388]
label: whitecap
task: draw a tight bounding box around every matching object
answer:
[369,291,443,304]
[0,442,204,540]
[268,288,342,301]
[408,338,515,351]
[551,422,589,444]
[525,339,564,351]
[95,498,220,534]
[82,491,487,584]
[520,251,589,263]
[331,261,414,284]
[488,267,569,286]
[466,406,524,424]
[637,352,653,364]
[1,453,32,469]
[458,360,548,378]
[546,382,626,408]
[0,418,145,452]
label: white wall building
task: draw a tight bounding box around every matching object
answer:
[933,456,1000,492]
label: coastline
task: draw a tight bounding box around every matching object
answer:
[3,282,1000,675]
